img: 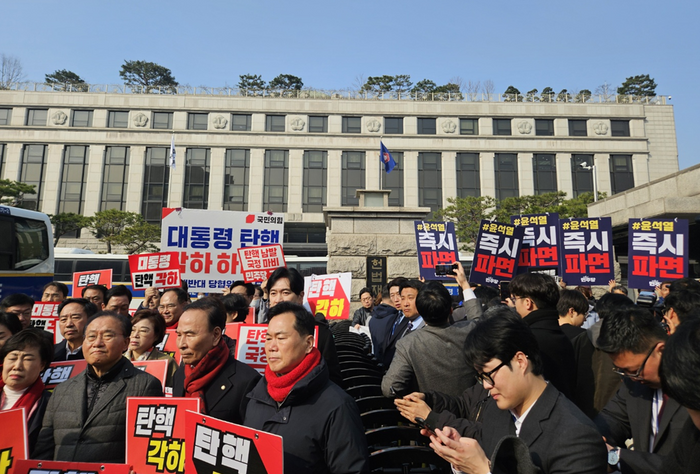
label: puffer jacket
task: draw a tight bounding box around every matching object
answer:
[244,359,369,474]
[32,358,163,463]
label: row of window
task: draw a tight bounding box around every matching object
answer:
[0,107,632,137]
[0,144,634,219]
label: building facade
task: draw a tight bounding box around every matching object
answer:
[0,86,678,254]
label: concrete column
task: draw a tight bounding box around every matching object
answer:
[248,148,265,212]
[10,108,26,126]
[556,153,573,197]
[594,154,611,196]
[328,115,342,133]
[404,151,419,207]
[251,114,265,132]
[41,144,64,215]
[3,143,23,180]
[480,117,493,136]
[518,153,534,196]
[83,145,105,216]
[404,117,418,135]
[125,146,145,213]
[633,154,650,187]
[172,112,187,130]
[288,149,303,213]
[208,148,226,210]
[327,150,342,207]
[167,148,186,208]
[554,118,568,136]
[93,110,108,128]
[442,151,457,207]
[480,152,496,199]
[366,148,382,190]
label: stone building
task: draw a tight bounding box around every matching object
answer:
[0,85,678,259]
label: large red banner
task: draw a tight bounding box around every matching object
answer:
[0,409,27,474]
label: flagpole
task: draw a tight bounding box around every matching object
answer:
[379,136,383,190]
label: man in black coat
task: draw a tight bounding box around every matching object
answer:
[54,298,98,361]
[509,272,576,399]
[172,298,260,424]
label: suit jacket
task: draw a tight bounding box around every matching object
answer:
[594,378,689,474]
[368,304,399,361]
[461,383,607,474]
[380,313,409,367]
[173,354,261,425]
[381,320,476,398]
[53,340,84,362]
[450,298,484,323]
[32,359,163,463]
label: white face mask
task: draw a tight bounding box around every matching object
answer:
[250,299,261,310]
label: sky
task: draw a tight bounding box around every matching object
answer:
[2,0,699,170]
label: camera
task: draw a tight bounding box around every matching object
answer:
[435,264,457,276]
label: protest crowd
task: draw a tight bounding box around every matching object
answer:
[1,227,700,474]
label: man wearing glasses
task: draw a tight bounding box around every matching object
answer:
[595,307,689,474]
[426,313,606,474]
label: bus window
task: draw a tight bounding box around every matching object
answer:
[0,215,50,271]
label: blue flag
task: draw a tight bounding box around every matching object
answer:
[380,141,397,173]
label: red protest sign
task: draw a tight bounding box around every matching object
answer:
[235,324,318,375]
[72,269,113,297]
[185,410,283,474]
[30,302,62,344]
[237,244,285,283]
[0,408,27,474]
[41,360,87,390]
[126,397,200,474]
[133,360,170,393]
[157,329,181,364]
[305,276,350,320]
[129,252,181,290]
[14,460,130,474]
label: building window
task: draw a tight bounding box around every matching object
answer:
[610,155,634,194]
[188,113,208,130]
[184,148,210,209]
[494,153,519,200]
[231,114,251,131]
[59,146,88,216]
[224,149,249,211]
[142,147,170,224]
[0,144,6,178]
[26,109,48,126]
[342,116,361,133]
[384,117,403,134]
[535,119,554,136]
[492,119,512,135]
[382,152,404,206]
[341,151,365,205]
[0,108,11,125]
[152,112,173,130]
[70,110,93,127]
[264,150,289,212]
[571,154,594,198]
[460,118,478,135]
[533,154,557,194]
[456,153,480,197]
[611,120,630,137]
[101,146,130,211]
[265,115,285,132]
[107,111,129,128]
[568,119,587,136]
[418,152,442,211]
[417,118,437,135]
[308,116,328,133]
[19,145,47,211]
[303,151,327,212]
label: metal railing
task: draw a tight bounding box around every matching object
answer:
[0,82,670,105]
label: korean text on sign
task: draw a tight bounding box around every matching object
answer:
[627,218,688,289]
[237,244,286,283]
[469,220,524,288]
[511,213,559,272]
[304,273,352,320]
[558,218,614,286]
[235,326,268,375]
[129,252,181,290]
[414,221,459,281]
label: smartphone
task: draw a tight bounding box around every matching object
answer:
[414,417,436,436]
[500,281,510,301]
[435,264,457,276]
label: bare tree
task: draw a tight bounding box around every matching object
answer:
[449,76,466,93]
[352,74,366,91]
[482,79,495,100]
[466,80,481,101]
[595,81,616,102]
[0,54,25,89]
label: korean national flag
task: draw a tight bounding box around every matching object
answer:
[380,141,397,174]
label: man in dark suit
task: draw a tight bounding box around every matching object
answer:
[381,279,424,369]
[509,272,576,399]
[54,298,98,361]
[172,298,260,423]
[427,313,607,474]
[595,307,689,474]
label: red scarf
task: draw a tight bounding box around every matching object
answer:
[0,377,45,417]
[265,348,321,403]
[183,339,229,414]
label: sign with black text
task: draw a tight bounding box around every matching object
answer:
[627,218,688,289]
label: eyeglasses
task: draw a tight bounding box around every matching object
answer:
[612,342,660,380]
[157,304,179,311]
[510,295,524,302]
[475,361,508,386]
